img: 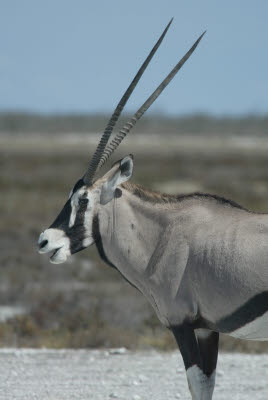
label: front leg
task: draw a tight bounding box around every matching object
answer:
[171,324,218,400]
[196,328,219,389]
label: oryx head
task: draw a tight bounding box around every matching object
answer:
[38,155,134,263]
[38,19,205,264]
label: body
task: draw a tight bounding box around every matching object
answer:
[96,182,268,339]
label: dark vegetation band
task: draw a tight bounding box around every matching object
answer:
[1,112,268,135]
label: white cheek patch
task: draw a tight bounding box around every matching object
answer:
[69,197,77,228]
[68,188,84,228]
[83,193,95,248]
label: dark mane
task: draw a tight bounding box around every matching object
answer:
[176,192,248,211]
[121,182,249,211]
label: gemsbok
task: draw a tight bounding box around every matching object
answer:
[38,19,268,400]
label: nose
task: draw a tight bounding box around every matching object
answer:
[38,232,49,253]
[39,240,48,250]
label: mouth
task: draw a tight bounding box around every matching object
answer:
[50,247,62,261]
[49,246,68,264]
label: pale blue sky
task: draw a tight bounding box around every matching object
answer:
[1,0,268,115]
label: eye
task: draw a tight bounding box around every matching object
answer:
[78,198,88,206]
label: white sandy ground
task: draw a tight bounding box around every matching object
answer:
[0,349,267,400]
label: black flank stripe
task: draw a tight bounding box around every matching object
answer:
[217,291,268,333]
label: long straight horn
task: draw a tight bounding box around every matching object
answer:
[97,31,206,170]
[83,18,173,185]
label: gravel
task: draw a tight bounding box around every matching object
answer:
[0,349,267,400]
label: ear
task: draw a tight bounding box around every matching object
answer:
[100,155,134,205]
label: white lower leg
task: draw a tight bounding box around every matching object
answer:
[186,365,216,400]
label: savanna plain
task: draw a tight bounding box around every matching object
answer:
[0,114,267,398]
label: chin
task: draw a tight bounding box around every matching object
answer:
[50,248,70,264]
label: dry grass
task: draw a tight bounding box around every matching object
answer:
[1,132,268,352]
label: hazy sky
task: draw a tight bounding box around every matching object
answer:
[1,1,268,115]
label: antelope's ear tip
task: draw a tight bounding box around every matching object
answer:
[120,155,134,168]
[119,155,134,178]
[120,154,134,165]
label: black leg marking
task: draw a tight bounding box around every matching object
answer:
[196,330,219,378]
[171,324,201,370]
[171,324,217,400]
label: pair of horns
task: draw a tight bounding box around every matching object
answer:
[83,19,205,185]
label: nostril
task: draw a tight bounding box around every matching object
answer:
[39,240,48,249]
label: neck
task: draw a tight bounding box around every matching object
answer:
[94,182,171,292]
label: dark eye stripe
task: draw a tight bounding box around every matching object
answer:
[79,198,88,206]
[68,198,87,254]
